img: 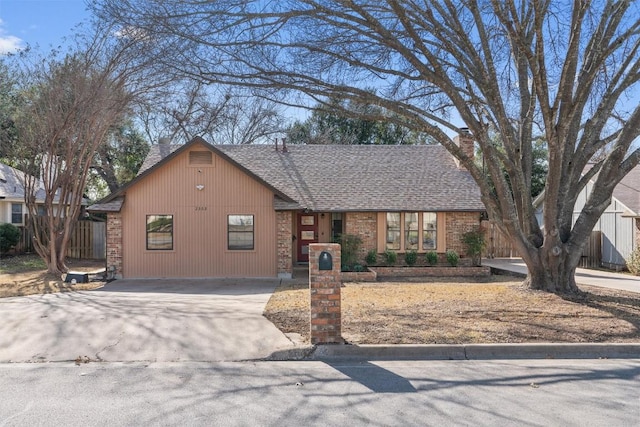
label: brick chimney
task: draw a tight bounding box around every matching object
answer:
[453,127,474,168]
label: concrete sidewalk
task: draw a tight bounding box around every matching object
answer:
[0,278,296,363]
[483,258,640,293]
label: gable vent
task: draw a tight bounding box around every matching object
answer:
[189,150,213,166]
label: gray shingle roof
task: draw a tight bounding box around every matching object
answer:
[85,196,124,213]
[0,162,49,202]
[613,165,640,215]
[136,142,484,212]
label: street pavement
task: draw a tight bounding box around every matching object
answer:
[483,258,640,293]
[0,278,295,363]
[0,359,638,426]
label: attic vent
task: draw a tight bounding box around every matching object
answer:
[189,151,213,166]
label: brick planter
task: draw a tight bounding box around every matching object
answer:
[341,269,377,282]
[371,265,491,278]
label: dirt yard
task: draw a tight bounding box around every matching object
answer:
[264,276,640,344]
[0,254,105,298]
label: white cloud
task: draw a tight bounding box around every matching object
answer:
[0,18,24,54]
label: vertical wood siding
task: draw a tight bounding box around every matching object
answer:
[121,142,277,278]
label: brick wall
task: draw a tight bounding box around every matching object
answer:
[344,212,377,260]
[106,212,123,279]
[277,210,293,278]
[446,211,482,255]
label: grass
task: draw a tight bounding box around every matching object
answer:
[0,254,47,273]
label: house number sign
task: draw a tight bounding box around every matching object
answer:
[195,206,207,211]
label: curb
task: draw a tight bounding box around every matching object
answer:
[266,343,640,361]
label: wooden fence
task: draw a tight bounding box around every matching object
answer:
[483,221,520,258]
[482,220,602,268]
[15,220,106,260]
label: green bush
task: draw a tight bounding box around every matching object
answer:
[384,249,397,265]
[425,251,438,266]
[340,234,362,271]
[461,226,486,266]
[405,250,418,266]
[352,263,365,272]
[446,250,459,267]
[365,249,378,265]
[0,223,21,253]
[627,247,640,276]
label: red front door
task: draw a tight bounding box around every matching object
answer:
[297,213,318,262]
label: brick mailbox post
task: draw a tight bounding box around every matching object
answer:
[309,243,343,344]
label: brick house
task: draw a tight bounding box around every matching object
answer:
[88,135,485,279]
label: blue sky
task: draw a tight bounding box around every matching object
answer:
[0,0,91,54]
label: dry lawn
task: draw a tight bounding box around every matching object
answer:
[0,254,105,298]
[264,276,640,344]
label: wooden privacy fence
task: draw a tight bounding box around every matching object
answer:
[483,220,520,258]
[482,220,602,268]
[15,220,106,260]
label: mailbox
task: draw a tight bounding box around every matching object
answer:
[319,251,333,270]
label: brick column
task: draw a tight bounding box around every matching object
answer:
[106,212,123,279]
[276,211,293,279]
[309,243,342,344]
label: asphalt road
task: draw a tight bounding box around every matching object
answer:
[0,359,638,426]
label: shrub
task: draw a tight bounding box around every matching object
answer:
[405,250,418,266]
[461,226,486,266]
[425,251,438,266]
[352,263,365,272]
[365,249,378,265]
[340,234,362,271]
[627,247,640,276]
[0,223,21,253]
[446,250,459,267]
[384,249,397,265]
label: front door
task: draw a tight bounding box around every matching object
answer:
[297,213,318,263]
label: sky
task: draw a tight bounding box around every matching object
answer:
[0,0,91,54]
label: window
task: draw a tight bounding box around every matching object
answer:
[331,213,343,242]
[228,215,254,250]
[386,212,437,251]
[423,212,437,250]
[386,212,401,250]
[146,215,173,250]
[11,203,22,224]
[405,212,419,250]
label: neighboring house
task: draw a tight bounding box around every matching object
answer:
[88,135,485,279]
[533,164,640,270]
[574,165,640,269]
[0,162,47,226]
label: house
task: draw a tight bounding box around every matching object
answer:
[573,165,640,269]
[0,162,47,227]
[88,135,485,279]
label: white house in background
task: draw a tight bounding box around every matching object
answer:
[574,166,640,269]
[1,162,34,226]
[0,161,64,226]
[534,165,640,270]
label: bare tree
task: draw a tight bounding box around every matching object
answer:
[136,81,284,145]
[9,23,158,274]
[92,1,640,293]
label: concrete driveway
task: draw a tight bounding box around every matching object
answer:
[0,279,297,363]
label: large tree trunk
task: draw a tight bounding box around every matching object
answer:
[521,246,580,294]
